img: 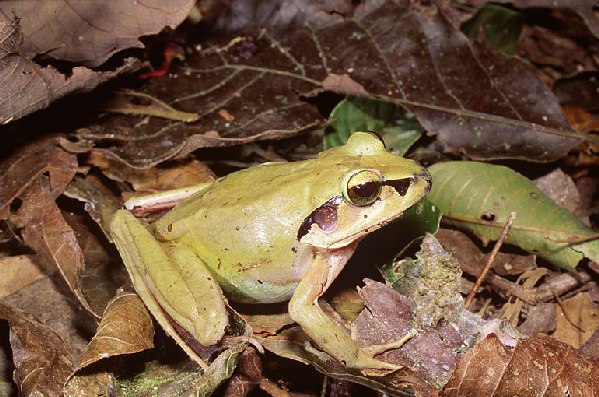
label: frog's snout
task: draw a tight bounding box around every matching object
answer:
[415,170,432,196]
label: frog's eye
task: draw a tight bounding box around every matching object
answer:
[344,170,382,206]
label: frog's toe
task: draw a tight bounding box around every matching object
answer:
[353,350,402,373]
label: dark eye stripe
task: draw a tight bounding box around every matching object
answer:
[383,177,412,196]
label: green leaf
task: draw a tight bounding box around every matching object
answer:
[461,4,523,56]
[427,161,599,271]
[325,96,423,154]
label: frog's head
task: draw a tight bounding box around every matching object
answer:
[298,131,431,249]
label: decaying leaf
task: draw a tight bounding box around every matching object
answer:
[0,303,75,396]
[428,161,599,271]
[496,0,599,39]
[72,0,581,168]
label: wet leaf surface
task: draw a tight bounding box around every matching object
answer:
[428,161,599,271]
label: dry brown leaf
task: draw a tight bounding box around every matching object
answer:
[554,292,599,349]
[0,303,74,396]
[442,333,599,396]
[0,255,52,300]
[11,177,96,316]
[89,153,215,193]
[71,0,579,168]
[76,290,154,370]
[0,15,140,124]
[0,0,195,67]
[0,136,77,219]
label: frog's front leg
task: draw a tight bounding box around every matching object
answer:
[111,210,229,369]
[288,250,401,372]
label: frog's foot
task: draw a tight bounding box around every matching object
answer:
[360,329,417,357]
[353,349,403,373]
[349,329,417,374]
[304,340,402,373]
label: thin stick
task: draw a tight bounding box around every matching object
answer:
[465,212,516,310]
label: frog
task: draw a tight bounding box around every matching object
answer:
[110,131,432,372]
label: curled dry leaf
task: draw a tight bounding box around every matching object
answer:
[76,289,154,371]
[0,15,139,124]
[11,177,96,317]
[0,1,195,67]
[554,292,599,349]
[64,174,126,238]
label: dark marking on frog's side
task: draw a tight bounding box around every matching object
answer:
[297,196,342,241]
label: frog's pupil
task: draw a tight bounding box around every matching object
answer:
[351,181,378,198]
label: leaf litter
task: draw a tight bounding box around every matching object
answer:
[1,0,599,396]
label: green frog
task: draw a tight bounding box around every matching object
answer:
[110,131,431,371]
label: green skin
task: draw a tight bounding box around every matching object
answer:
[110,132,431,371]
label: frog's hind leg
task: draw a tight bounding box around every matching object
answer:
[111,210,228,370]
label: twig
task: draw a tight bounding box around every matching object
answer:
[549,277,585,333]
[465,212,516,309]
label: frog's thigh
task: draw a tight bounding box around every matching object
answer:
[288,253,399,371]
[111,210,227,346]
[159,239,228,344]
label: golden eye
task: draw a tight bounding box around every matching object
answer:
[345,170,381,206]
